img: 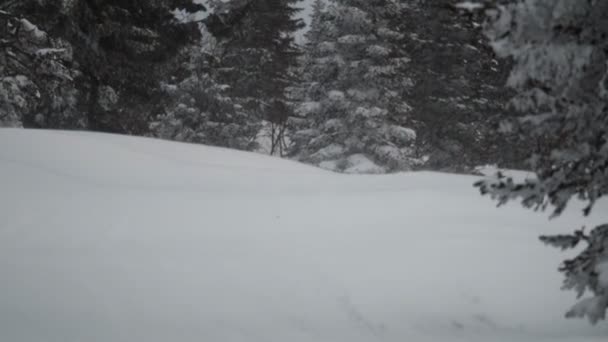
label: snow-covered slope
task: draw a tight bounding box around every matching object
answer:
[1,129,607,342]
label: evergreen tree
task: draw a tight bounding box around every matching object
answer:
[397,0,521,172]
[150,26,259,150]
[212,0,304,154]
[290,0,418,173]
[472,0,608,324]
[1,0,201,133]
[0,9,82,129]
[304,0,325,45]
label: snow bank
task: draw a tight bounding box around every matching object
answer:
[0,129,607,342]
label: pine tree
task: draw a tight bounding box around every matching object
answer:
[150,26,259,150]
[472,0,608,324]
[304,0,325,45]
[0,9,82,129]
[395,0,521,172]
[213,0,304,154]
[290,0,418,173]
[1,0,202,133]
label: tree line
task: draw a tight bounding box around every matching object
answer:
[0,0,524,173]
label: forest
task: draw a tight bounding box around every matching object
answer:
[0,0,525,173]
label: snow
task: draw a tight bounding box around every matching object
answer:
[596,262,608,288]
[311,143,345,161]
[343,153,385,174]
[1,128,608,342]
[19,18,46,40]
[175,0,312,43]
[455,2,484,11]
[172,8,210,23]
[388,124,417,142]
[338,34,369,44]
[171,0,220,24]
[567,297,608,324]
[328,90,346,101]
[318,159,339,171]
[35,48,67,57]
[295,101,321,117]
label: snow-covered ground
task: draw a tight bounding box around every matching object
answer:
[1,129,607,342]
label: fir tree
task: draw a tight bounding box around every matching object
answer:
[150,26,259,150]
[290,0,418,173]
[213,0,304,154]
[471,0,608,324]
[304,0,325,45]
[0,9,82,129]
[397,0,520,172]
[1,0,202,133]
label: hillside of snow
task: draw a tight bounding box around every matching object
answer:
[1,129,608,342]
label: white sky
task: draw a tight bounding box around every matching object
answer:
[294,0,315,44]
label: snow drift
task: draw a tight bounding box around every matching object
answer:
[0,129,607,342]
